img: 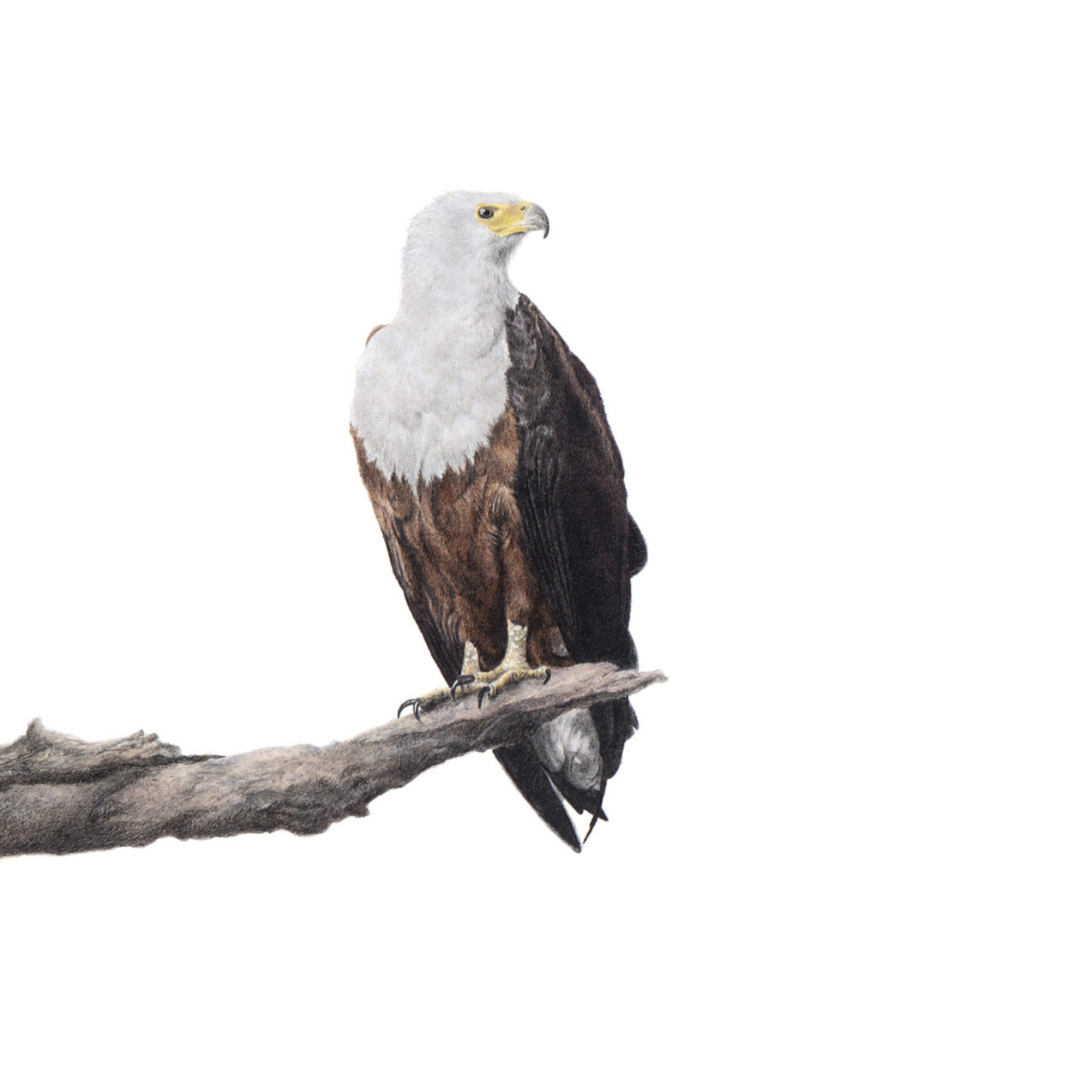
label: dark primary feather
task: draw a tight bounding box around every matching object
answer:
[494,744,582,853]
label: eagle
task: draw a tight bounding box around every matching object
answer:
[350,191,646,850]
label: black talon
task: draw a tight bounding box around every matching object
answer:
[543,668,552,685]
[477,686,490,710]
[398,698,423,722]
[450,674,476,701]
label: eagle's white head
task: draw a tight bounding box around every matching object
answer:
[399,190,549,314]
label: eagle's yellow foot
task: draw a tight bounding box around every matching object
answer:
[475,665,552,709]
[466,622,551,710]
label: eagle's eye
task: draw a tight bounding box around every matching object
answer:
[477,206,495,220]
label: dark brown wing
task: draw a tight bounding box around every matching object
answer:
[505,294,645,793]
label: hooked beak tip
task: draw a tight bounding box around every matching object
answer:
[525,203,550,240]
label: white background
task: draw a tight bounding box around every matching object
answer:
[1,2,1077,1076]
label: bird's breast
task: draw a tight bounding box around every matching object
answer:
[351,318,513,485]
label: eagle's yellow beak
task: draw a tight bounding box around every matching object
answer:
[477,201,550,238]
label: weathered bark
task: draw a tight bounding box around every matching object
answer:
[0,663,665,857]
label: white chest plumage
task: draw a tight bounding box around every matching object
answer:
[350,300,515,484]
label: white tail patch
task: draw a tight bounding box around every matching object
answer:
[530,708,602,792]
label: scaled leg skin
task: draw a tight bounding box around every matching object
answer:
[467,621,551,709]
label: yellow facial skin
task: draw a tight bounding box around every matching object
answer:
[476,201,549,238]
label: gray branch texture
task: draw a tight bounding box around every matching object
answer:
[0,663,665,857]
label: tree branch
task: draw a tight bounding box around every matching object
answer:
[0,663,665,857]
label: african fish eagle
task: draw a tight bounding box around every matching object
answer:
[350,191,646,850]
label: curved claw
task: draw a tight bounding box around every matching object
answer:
[543,668,552,685]
[477,686,490,710]
[450,674,476,701]
[397,698,423,723]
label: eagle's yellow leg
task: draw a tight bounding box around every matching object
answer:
[398,623,549,720]
[458,621,551,708]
